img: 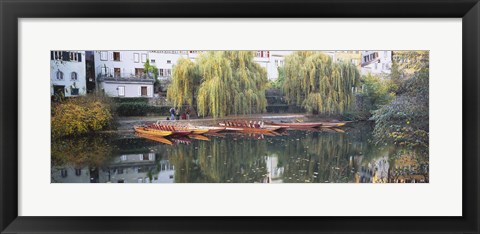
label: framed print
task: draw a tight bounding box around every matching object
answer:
[1,0,479,233]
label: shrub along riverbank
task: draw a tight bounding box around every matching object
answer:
[51,94,115,138]
[51,95,173,138]
[112,97,170,117]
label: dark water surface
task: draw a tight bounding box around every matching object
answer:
[51,123,429,183]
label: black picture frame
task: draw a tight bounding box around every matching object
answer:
[1,0,479,233]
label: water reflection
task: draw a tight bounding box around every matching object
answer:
[51,123,429,183]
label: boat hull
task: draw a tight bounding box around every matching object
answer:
[269,122,322,128]
[171,130,192,136]
[134,127,172,137]
[136,133,173,145]
[196,126,226,133]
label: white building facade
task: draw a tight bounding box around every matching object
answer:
[52,153,161,183]
[254,50,290,81]
[148,51,188,81]
[94,51,154,98]
[360,51,392,76]
[154,50,290,82]
[50,51,87,97]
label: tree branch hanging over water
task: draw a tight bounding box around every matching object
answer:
[283,51,361,114]
[167,51,268,118]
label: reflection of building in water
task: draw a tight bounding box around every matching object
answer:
[354,153,428,183]
[51,167,97,183]
[355,156,390,183]
[264,154,284,183]
[52,153,162,183]
[389,154,429,183]
[107,153,156,183]
[155,160,175,183]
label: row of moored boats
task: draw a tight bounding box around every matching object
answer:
[134,120,349,138]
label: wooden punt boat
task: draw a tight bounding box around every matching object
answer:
[220,121,279,129]
[170,137,192,145]
[174,126,208,135]
[147,124,192,136]
[273,121,348,128]
[191,129,209,134]
[331,128,345,133]
[320,122,347,128]
[134,126,172,137]
[223,127,244,131]
[267,122,323,128]
[194,126,226,133]
[136,133,173,145]
[219,123,277,135]
[171,130,193,136]
[188,134,210,141]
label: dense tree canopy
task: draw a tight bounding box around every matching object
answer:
[167,51,268,118]
[283,51,361,114]
[167,58,200,107]
[371,51,429,151]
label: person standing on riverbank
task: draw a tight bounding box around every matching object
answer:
[169,107,176,121]
[185,106,191,120]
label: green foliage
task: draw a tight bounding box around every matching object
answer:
[51,136,114,167]
[270,66,285,89]
[360,74,395,110]
[51,95,114,138]
[145,60,160,91]
[111,97,149,104]
[167,58,201,107]
[116,102,150,116]
[389,61,402,92]
[167,51,268,118]
[371,64,429,150]
[283,51,360,114]
[144,59,159,79]
[115,102,170,116]
[169,137,269,183]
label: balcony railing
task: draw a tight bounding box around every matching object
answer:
[97,72,154,82]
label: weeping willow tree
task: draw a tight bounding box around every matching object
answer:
[168,137,269,183]
[167,58,201,107]
[283,51,360,114]
[167,51,268,118]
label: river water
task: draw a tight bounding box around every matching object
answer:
[51,122,428,183]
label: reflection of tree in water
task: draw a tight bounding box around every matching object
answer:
[388,149,429,183]
[168,137,269,183]
[50,122,429,183]
[275,132,367,183]
[51,136,115,168]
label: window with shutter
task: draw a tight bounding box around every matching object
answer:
[100,51,108,61]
